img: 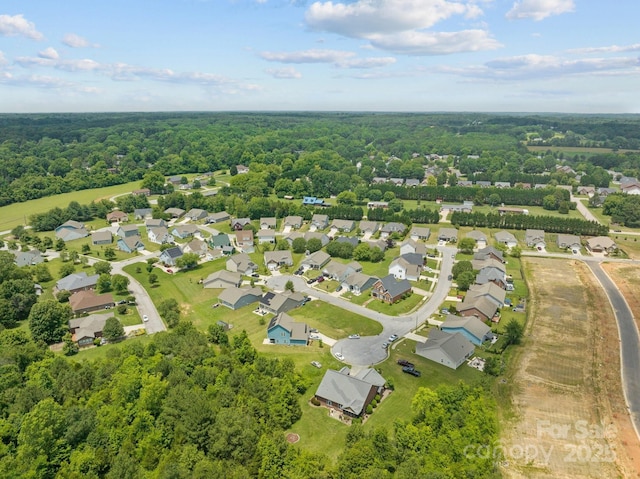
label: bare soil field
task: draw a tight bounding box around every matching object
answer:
[499,257,640,478]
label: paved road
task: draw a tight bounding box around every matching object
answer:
[587,262,640,438]
[267,245,457,366]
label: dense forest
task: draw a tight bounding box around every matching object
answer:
[1,112,640,206]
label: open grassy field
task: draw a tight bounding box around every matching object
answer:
[526,145,639,156]
[499,257,633,478]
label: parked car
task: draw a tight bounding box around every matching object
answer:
[397,359,414,368]
[251,273,260,278]
[441,308,449,314]
[382,342,389,349]
[143,315,149,322]
[294,268,303,275]
[336,285,343,292]
[402,366,421,377]
[310,333,321,340]
[307,278,316,284]
[334,352,345,361]
[447,274,453,281]
[317,276,325,283]
[166,269,173,274]
[388,334,398,342]
[311,361,322,368]
[348,334,360,339]
[309,327,318,333]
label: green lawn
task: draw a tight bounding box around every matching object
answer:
[289,301,382,338]
[366,292,425,316]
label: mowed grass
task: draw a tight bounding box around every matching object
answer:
[366,292,425,315]
[0,180,144,232]
[289,300,382,337]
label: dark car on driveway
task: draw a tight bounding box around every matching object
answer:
[397,359,414,368]
[402,366,421,377]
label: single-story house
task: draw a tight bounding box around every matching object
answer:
[359,221,380,236]
[441,314,493,346]
[264,250,294,271]
[341,272,378,296]
[415,329,475,370]
[466,282,506,308]
[185,208,208,221]
[257,229,276,244]
[457,180,473,187]
[235,230,255,253]
[367,201,388,209]
[301,250,331,270]
[145,218,167,230]
[372,177,387,184]
[218,286,263,310]
[159,246,183,266]
[586,236,618,254]
[230,217,252,230]
[577,186,596,196]
[107,211,129,223]
[68,312,112,347]
[69,290,114,315]
[525,229,546,249]
[134,208,153,220]
[475,181,491,188]
[132,188,150,196]
[164,207,186,218]
[206,211,231,224]
[259,291,306,315]
[311,214,329,230]
[117,235,145,253]
[171,224,198,240]
[475,268,507,290]
[389,178,404,186]
[203,270,242,289]
[557,234,581,251]
[473,246,504,263]
[148,226,172,245]
[497,207,529,216]
[304,232,330,247]
[466,230,487,248]
[379,222,406,239]
[458,296,498,322]
[302,196,326,206]
[409,226,431,241]
[405,179,421,187]
[494,230,518,249]
[260,217,277,230]
[330,219,355,233]
[226,253,258,275]
[399,239,427,257]
[440,202,474,213]
[495,181,511,188]
[267,312,309,346]
[55,272,99,295]
[322,260,359,283]
[366,239,387,252]
[55,220,88,242]
[335,236,359,248]
[167,175,183,185]
[13,249,43,267]
[236,164,250,174]
[91,230,113,246]
[438,227,458,243]
[371,274,412,303]
[314,369,379,418]
[183,239,209,257]
[117,224,140,238]
[283,216,303,229]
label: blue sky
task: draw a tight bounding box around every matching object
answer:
[1,0,639,113]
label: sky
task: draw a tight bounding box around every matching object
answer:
[0,0,639,113]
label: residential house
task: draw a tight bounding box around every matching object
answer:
[322,260,361,283]
[621,182,640,195]
[55,220,88,242]
[379,222,407,239]
[415,329,475,370]
[91,230,113,246]
[389,178,404,186]
[264,250,294,271]
[259,291,306,315]
[458,296,498,322]
[132,188,150,196]
[525,229,546,249]
[366,239,387,252]
[466,230,487,248]
[209,233,231,249]
[556,234,581,251]
[159,246,183,266]
[257,229,276,244]
[117,235,144,253]
[586,236,618,254]
[475,268,508,290]
[371,274,412,303]
[226,253,258,275]
[405,179,421,187]
[134,208,153,220]
[597,187,616,196]
[367,201,389,209]
[301,250,331,270]
[342,272,378,295]
[283,216,303,229]
[203,270,242,289]
[167,175,183,185]
[145,218,167,230]
[349,368,386,394]
[497,207,528,215]
[260,217,277,229]
[467,283,506,308]
[304,232,331,247]
[457,180,473,187]
[359,221,380,236]
[235,230,255,253]
[206,211,231,224]
[164,207,186,218]
[13,249,43,267]
[55,272,99,295]
[494,181,511,188]
[236,164,250,174]
[389,253,424,281]
[314,369,379,418]
[441,314,493,346]
[183,239,209,257]
[185,208,208,221]
[117,224,140,238]
[171,224,198,240]
[438,227,458,243]
[302,196,325,206]
[218,287,263,310]
[409,226,431,241]
[399,239,427,257]
[69,290,114,315]
[473,246,504,263]
[230,217,252,230]
[311,214,329,230]
[68,312,112,346]
[107,211,129,223]
[330,219,355,233]
[371,177,387,184]
[577,186,596,196]
[494,230,518,249]
[335,236,359,248]
[147,227,172,245]
[440,202,474,213]
[475,181,491,188]
[266,312,309,346]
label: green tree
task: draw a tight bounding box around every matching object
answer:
[456,270,475,291]
[111,274,130,294]
[96,273,112,293]
[510,245,522,258]
[176,252,200,270]
[285,280,294,293]
[158,298,180,328]
[34,263,52,283]
[275,239,290,251]
[59,262,76,278]
[62,332,79,356]
[336,191,357,205]
[292,237,307,254]
[28,300,72,343]
[505,319,524,345]
[141,170,167,194]
[458,237,476,254]
[306,238,322,253]
[94,261,112,275]
[103,317,125,341]
[452,260,473,278]
[104,247,117,261]
[208,323,229,345]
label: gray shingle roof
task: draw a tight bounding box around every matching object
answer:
[315,369,376,416]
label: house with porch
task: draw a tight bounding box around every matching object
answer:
[301,250,331,270]
[257,229,276,244]
[264,250,294,271]
[226,253,258,275]
[68,312,112,347]
[171,224,198,240]
[314,369,380,418]
[259,291,306,315]
[235,230,255,253]
[438,227,458,243]
[69,290,114,315]
[494,230,518,249]
[260,217,277,229]
[148,226,172,245]
[107,211,129,223]
[159,246,183,266]
[371,274,412,303]
[556,234,581,251]
[267,312,309,346]
[409,226,431,241]
[342,272,378,295]
[117,235,145,253]
[415,329,475,369]
[586,236,618,254]
[525,229,546,249]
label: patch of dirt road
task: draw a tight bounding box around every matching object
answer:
[500,257,640,478]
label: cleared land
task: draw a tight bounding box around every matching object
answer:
[500,257,637,478]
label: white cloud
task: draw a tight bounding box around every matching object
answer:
[0,14,43,40]
[368,29,502,55]
[38,47,59,60]
[506,0,575,21]
[0,51,7,66]
[261,49,354,64]
[306,0,475,36]
[265,67,302,79]
[62,33,98,48]
[568,43,640,55]
[337,57,397,68]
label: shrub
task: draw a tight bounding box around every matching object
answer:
[366,404,373,415]
[116,304,127,314]
[371,399,377,409]
[311,397,321,406]
[375,394,381,402]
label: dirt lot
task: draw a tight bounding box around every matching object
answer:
[499,257,640,478]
